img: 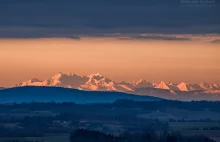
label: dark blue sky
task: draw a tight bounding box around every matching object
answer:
[0,0,219,38]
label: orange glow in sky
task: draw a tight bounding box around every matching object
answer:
[0,37,220,87]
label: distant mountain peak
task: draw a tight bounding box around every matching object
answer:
[213,84,220,89]
[15,72,220,95]
[155,81,170,90]
[30,78,42,82]
[177,82,192,91]
[200,82,209,86]
[51,72,63,80]
[179,82,191,86]
[80,73,118,91]
[155,81,179,90]
[136,79,147,84]
[88,73,103,77]
[16,77,44,87]
[54,72,63,76]
[65,72,78,76]
[134,79,153,88]
[199,82,215,90]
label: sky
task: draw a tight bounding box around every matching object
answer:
[0,0,220,87]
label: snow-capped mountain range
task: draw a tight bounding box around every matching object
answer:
[16,72,220,94]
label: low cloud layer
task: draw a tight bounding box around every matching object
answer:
[117,35,192,41]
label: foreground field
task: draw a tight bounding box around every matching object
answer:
[1,130,220,142]
[179,130,220,142]
[0,101,220,142]
[169,122,220,130]
[0,133,69,142]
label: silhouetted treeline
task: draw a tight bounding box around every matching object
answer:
[112,99,220,112]
[1,99,220,113]
[70,129,216,142]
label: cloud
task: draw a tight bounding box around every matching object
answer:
[211,39,220,43]
[118,35,192,41]
[0,0,219,38]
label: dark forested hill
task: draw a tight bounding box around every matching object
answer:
[0,86,161,103]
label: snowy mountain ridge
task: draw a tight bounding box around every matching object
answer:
[16,72,220,94]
